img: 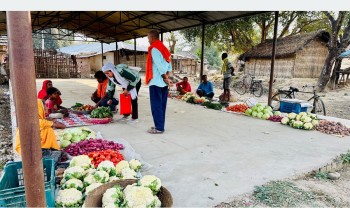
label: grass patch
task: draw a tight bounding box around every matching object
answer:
[253,181,315,207]
[315,171,329,180]
[341,151,350,164]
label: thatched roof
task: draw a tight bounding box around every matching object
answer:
[240,30,330,60]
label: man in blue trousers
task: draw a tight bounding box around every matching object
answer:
[146,30,173,134]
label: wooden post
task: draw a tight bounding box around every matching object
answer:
[101,42,104,67]
[6,11,46,207]
[161,32,163,42]
[200,24,205,81]
[134,38,137,66]
[268,11,279,106]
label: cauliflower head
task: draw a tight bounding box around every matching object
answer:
[84,174,97,186]
[98,160,117,176]
[69,155,92,170]
[121,168,136,179]
[94,170,110,183]
[62,178,84,191]
[102,186,124,207]
[63,166,85,180]
[109,176,120,182]
[287,113,297,120]
[115,160,130,175]
[140,175,162,194]
[85,183,103,195]
[124,185,158,208]
[55,188,83,207]
[303,122,314,130]
[281,117,289,125]
[129,159,142,171]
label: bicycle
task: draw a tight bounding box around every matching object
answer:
[271,85,326,116]
[232,74,263,97]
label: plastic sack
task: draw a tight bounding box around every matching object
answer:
[119,94,132,115]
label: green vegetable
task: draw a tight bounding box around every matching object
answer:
[60,139,71,148]
[71,103,84,108]
[91,107,113,118]
[202,102,223,110]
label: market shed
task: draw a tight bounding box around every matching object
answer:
[240,30,330,78]
[172,51,201,75]
[58,42,147,78]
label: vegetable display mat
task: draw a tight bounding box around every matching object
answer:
[55,112,94,127]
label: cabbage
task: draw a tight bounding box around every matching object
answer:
[256,103,264,108]
[252,111,258,117]
[301,116,312,123]
[264,106,273,112]
[312,119,319,126]
[69,128,83,135]
[274,111,282,116]
[257,106,264,112]
[262,113,270,120]
[245,109,252,115]
[257,112,263,119]
[252,106,258,112]
[293,121,304,129]
[288,113,297,119]
[60,139,71,148]
[303,122,313,130]
[62,132,72,141]
[71,135,81,143]
[281,117,289,125]
[263,109,272,114]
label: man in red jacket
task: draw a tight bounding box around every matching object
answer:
[176,77,192,95]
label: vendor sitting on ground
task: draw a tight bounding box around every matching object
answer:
[196,75,214,99]
[176,76,192,95]
[45,87,68,117]
[15,99,66,156]
[91,70,118,111]
[38,80,63,106]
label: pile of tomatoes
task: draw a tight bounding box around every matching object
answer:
[226,104,249,113]
[88,149,125,167]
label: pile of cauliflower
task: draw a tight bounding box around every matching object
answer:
[102,175,162,208]
[55,155,143,207]
[281,112,319,130]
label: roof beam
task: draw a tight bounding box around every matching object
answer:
[37,11,61,30]
[73,11,116,32]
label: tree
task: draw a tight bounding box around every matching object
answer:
[193,41,221,67]
[33,29,74,49]
[318,11,350,91]
[167,32,177,54]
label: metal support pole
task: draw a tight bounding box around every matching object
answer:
[268,11,279,106]
[134,37,137,66]
[200,24,205,81]
[6,11,46,207]
[101,42,104,67]
[115,41,118,65]
[161,32,163,42]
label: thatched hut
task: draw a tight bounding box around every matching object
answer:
[239,30,330,78]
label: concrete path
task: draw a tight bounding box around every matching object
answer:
[38,79,350,207]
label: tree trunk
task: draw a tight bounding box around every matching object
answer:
[318,48,338,91]
[330,58,342,89]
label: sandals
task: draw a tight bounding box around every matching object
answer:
[147,127,164,134]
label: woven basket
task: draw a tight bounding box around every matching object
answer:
[84,179,173,207]
[90,117,113,124]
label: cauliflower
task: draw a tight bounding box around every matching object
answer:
[102,186,124,207]
[55,188,83,207]
[85,183,103,195]
[84,168,96,176]
[124,185,158,208]
[293,121,304,129]
[289,120,295,127]
[299,112,307,117]
[303,122,314,130]
[98,161,117,176]
[140,175,162,194]
[295,115,302,121]
[63,166,85,180]
[281,117,289,125]
[129,159,142,171]
[312,119,319,126]
[84,174,97,186]
[301,116,312,123]
[109,176,120,182]
[94,170,110,183]
[115,160,130,175]
[62,178,84,191]
[69,155,92,170]
[287,113,297,120]
[121,168,136,179]
[307,112,317,119]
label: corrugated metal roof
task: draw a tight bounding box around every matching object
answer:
[0,11,267,43]
[57,42,147,57]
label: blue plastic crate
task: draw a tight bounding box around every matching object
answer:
[280,101,308,114]
[0,158,55,207]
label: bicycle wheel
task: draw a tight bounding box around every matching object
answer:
[312,98,326,116]
[232,81,247,95]
[252,82,263,97]
[271,92,292,111]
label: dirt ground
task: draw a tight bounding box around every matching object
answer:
[216,165,350,207]
[0,83,13,169]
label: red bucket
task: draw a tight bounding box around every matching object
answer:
[119,94,132,115]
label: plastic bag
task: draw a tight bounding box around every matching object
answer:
[119,94,132,115]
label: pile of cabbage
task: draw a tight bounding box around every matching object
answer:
[59,127,96,148]
[56,155,143,208]
[244,103,281,120]
[280,112,319,130]
[102,175,162,208]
